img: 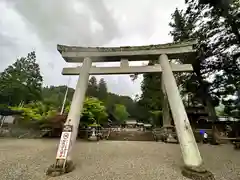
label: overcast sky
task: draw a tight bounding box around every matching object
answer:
[0,0,186,98]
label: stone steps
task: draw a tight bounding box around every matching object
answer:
[108,130,155,141]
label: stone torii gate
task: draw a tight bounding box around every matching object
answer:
[47,41,214,179]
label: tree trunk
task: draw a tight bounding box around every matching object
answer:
[224,7,240,44]
[192,59,219,144]
[204,95,219,145]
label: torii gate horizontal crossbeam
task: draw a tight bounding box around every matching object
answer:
[62,63,193,75]
[57,40,196,63]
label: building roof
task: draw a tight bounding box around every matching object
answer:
[144,124,152,127]
[0,108,23,116]
[125,120,137,125]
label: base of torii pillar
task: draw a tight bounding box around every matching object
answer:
[159,54,214,180]
[181,165,214,180]
[46,57,92,177]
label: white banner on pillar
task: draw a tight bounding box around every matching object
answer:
[56,132,72,159]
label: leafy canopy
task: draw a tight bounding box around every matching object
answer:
[0,51,43,106]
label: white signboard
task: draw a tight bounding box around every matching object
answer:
[56,132,71,159]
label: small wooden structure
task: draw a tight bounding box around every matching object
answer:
[0,108,23,128]
[125,119,137,128]
[40,114,67,137]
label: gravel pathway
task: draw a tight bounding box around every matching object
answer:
[0,139,239,180]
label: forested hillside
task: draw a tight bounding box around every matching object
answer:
[0,52,141,125]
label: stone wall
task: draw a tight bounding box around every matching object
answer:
[0,126,42,138]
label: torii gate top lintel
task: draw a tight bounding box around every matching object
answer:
[57,40,197,63]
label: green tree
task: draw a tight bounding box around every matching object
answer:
[104,92,140,120]
[0,51,43,106]
[86,76,98,98]
[169,8,219,121]
[169,0,240,143]
[136,60,163,122]
[149,110,162,126]
[98,78,108,101]
[182,0,240,115]
[197,0,240,43]
[10,101,57,122]
[65,97,108,125]
[113,104,129,122]
[42,85,74,110]
[223,90,240,118]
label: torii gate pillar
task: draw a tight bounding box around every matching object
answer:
[161,76,171,127]
[159,54,214,179]
[46,57,92,176]
[64,57,92,157]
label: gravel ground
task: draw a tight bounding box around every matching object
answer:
[0,139,239,180]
